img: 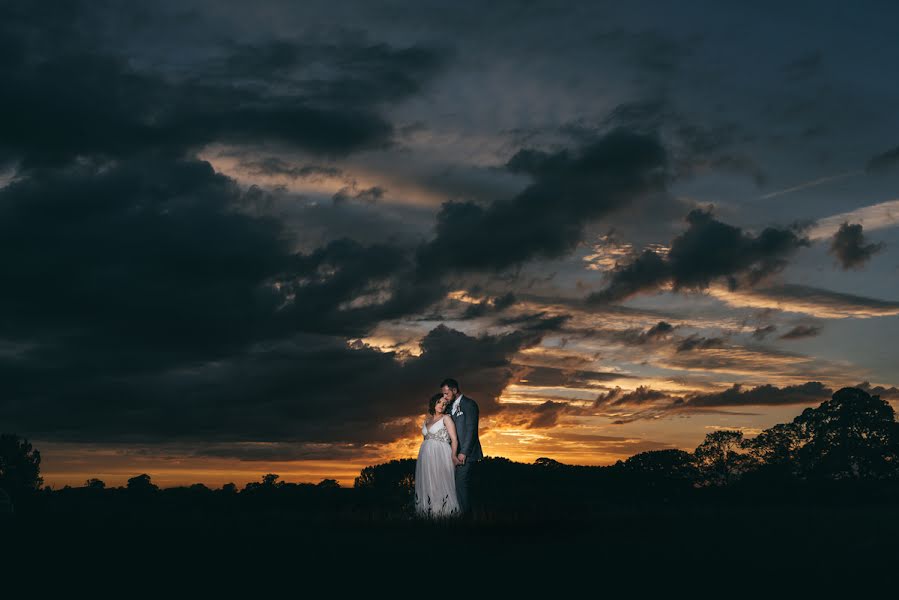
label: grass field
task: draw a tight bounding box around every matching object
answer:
[7,501,899,586]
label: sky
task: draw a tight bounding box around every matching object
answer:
[2,0,898,488]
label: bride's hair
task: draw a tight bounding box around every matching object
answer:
[427,392,445,415]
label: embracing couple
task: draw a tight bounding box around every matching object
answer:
[413,378,483,519]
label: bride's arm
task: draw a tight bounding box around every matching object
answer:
[444,416,460,460]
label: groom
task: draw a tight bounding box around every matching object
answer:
[441,377,483,516]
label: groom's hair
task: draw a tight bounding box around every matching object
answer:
[440,378,460,392]
[428,392,444,415]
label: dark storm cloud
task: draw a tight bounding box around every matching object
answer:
[2,52,391,166]
[0,1,450,168]
[686,381,833,408]
[219,38,449,107]
[595,381,835,424]
[461,292,517,319]
[0,157,288,360]
[593,99,767,186]
[0,0,471,450]
[0,324,546,446]
[0,153,460,449]
[828,222,885,270]
[219,153,435,249]
[414,128,669,278]
[526,401,568,429]
[0,157,435,352]
[854,382,899,400]
[778,325,822,340]
[276,237,445,335]
[588,207,810,304]
[245,185,435,250]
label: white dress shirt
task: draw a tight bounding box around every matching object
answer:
[451,394,462,415]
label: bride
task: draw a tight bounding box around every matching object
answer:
[414,393,461,518]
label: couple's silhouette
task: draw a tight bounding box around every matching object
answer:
[413,378,483,518]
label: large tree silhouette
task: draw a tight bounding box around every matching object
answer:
[0,433,43,503]
[126,473,159,495]
[694,430,751,486]
[743,422,803,476]
[791,387,899,479]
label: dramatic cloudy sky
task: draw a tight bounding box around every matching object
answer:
[3,0,898,487]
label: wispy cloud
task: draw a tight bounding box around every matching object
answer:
[707,283,899,319]
[756,170,864,200]
[809,198,899,239]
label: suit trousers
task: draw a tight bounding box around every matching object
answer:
[454,460,474,514]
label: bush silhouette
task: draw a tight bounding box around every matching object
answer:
[354,458,416,495]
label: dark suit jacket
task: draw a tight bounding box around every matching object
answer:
[451,395,483,461]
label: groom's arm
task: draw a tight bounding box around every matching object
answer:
[460,398,478,458]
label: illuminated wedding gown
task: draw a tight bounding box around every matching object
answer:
[413,417,461,518]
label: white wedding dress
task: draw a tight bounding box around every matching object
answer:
[414,417,461,518]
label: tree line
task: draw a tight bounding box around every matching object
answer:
[4,386,899,519]
[355,386,899,513]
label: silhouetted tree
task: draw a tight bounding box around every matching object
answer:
[85,478,106,490]
[127,473,159,493]
[354,458,416,504]
[694,430,752,486]
[743,422,803,478]
[317,478,340,489]
[243,473,284,493]
[0,433,43,504]
[791,387,899,479]
[622,449,698,480]
[220,483,238,495]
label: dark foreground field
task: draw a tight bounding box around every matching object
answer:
[7,499,899,589]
